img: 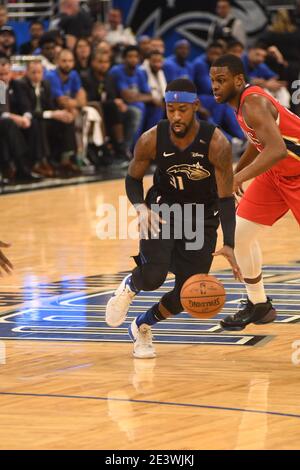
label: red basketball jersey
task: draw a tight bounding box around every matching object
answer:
[236,85,300,176]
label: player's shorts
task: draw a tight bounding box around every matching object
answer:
[237,169,300,226]
[134,186,220,277]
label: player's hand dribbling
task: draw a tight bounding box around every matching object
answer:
[212,246,243,282]
[0,241,13,276]
[135,204,166,239]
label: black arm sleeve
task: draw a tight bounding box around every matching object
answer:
[219,196,236,248]
[125,174,145,206]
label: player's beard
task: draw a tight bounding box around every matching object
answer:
[221,88,238,104]
[170,119,193,138]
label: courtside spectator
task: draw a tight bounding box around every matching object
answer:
[46,49,87,174]
[86,0,103,22]
[242,42,291,107]
[193,42,223,95]
[0,57,41,183]
[208,0,247,46]
[95,40,113,60]
[141,50,166,129]
[109,45,154,149]
[74,37,91,80]
[150,37,165,56]
[260,9,300,104]
[20,21,45,55]
[39,33,57,71]
[199,94,245,143]
[91,22,108,46]
[20,60,74,177]
[82,51,129,164]
[0,26,17,58]
[106,8,136,47]
[164,39,193,82]
[227,39,244,58]
[50,0,93,50]
[138,35,151,61]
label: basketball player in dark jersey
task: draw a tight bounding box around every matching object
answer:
[106,78,241,358]
[210,54,300,330]
[0,240,13,275]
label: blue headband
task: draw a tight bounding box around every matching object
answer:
[165,91,197,103]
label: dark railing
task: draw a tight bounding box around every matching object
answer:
[3,0,112,21]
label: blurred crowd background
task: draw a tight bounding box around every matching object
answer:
[0,0,300,187]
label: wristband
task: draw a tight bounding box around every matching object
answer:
[125,174,144,206]
[219,196,236,248]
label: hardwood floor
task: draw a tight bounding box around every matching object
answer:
[0,177,299,450]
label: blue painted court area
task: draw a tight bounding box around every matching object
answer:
[0,266,299,346]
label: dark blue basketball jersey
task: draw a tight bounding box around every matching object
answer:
[153,119,218,205]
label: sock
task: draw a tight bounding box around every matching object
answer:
[245,279,267,305]
[125,274,140,295]
[136,303,164,328]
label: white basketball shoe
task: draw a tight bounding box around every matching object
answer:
[128,319,156,359]
[105,275,137,327]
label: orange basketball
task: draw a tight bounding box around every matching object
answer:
[180,274,226,318]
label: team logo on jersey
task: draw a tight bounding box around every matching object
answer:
[191,152,204,158]
[167,162,210,181]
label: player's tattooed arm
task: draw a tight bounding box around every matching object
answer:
[208,127,233,197]
[235,94,287,185]
[127,126,157,180]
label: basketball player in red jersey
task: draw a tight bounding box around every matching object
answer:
[0,241,13,275]
[210,54,300,330]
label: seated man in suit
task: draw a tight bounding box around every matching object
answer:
[20,60,74,177]
[0,56,41,183]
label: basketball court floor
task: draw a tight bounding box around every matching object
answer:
[0,176,299,450]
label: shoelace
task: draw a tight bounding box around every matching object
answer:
[111,286,134,312]
[139,327,153,347]
[235,296,273,318]
[116,285,135,299]
[234,299,252,320]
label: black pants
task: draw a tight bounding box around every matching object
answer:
[0,118,28,172]
[131,187,219,315]
[47,120,77,162]
[102,101,122,129]
[23,118,50,165]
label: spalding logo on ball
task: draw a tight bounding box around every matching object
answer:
[180,274,226,318]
